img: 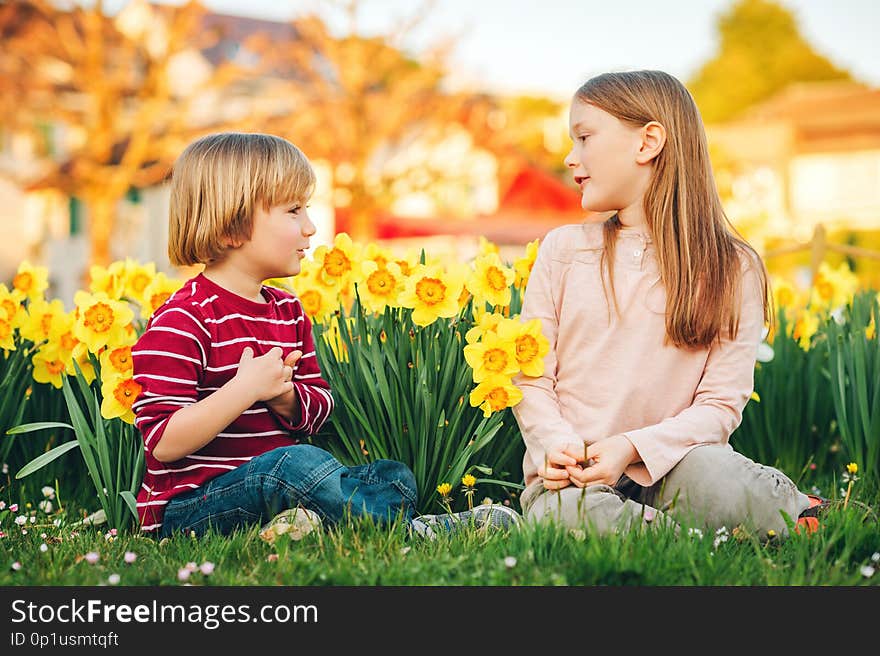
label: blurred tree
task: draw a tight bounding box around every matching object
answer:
[688,0,850,123]
[0,0,249,266]
[252,0,500,240]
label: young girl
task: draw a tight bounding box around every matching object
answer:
[512,70,821,538]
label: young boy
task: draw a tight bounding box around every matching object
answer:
[133,132,520,540]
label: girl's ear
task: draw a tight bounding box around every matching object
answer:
[636,121,666,164]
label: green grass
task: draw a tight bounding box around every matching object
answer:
[2,485,879,586]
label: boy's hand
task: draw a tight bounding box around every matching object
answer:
[234,346,294,403]
[539,443,580,491]
[266,350,303,420]
[564,435,637,488]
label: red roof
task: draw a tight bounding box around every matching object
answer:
[337,165,594,244]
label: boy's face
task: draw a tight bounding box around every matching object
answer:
[235,200,316,279]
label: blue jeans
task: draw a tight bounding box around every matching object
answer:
[159,444,419,538]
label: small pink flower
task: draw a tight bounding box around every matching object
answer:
[177,568,191,581]
[11,561,21,570]
[9,503,17,512]
[185,561,198,572]
[267,554,278,562]
[124,551,137,564]
[809,463,817,470]
[108,574,121,585]
[643,509,656,523]
[199,562,215,576]
[84,551,99,564]
[0,531,5,539]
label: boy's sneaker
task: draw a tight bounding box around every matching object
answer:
[411,504,522,539]
[259,507,322,544]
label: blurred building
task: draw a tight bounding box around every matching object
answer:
[708,81,880,246]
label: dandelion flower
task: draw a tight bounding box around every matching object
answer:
[436,483,452,497]
[461,474,477,488]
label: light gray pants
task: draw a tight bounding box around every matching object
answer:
[521,444,812,539]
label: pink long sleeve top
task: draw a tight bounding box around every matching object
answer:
[512,221,765,489]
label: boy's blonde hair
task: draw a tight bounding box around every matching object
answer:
[576,70,770,349]
[168,132,316,266]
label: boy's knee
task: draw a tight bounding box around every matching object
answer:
[371,459,418,505]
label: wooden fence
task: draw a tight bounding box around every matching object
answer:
[763,223,880,281]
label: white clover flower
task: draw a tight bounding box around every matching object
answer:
[41,486,55,500]
[199,562,215,576]
[872,552,880,563]
[39,543,48,553]
[185,561,198,572]
[860,565,875,578]
[11,561,21,571]
[29,517,35,524]
[177,568,191,582]
[84,552,99,564]
[124,551,137,564]
[503,556,517,568]
[108,574,121,585]
[14,516,26,526]
[38,500,53,514]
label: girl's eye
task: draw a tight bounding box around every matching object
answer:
[288,206,301,214]
[578,135,589,142]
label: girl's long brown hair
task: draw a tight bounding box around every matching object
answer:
[576,70,770,349]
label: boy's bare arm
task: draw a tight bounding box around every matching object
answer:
[152,347,293,463]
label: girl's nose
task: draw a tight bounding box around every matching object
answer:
[563,150,576,168]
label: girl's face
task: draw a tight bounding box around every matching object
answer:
[564,100,649,213]
[237,199,316,280]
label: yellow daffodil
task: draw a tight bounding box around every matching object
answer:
[19,298,66,345]
[0,306,15,351]
[139,272,184,320]
[358,261,403,314]
[321,314,355,362]
[122,259,157,303]
[361,243,394,270]
[497,317,549,377]
[88,261,127,300]
[12,261,49,301]
[771,277,799,313]
[466,253,515,309]
[810,262,859,311]
[72,291,134,354]
[792,310,819,351]
[0,284,25,329]
[866,316,876,340]
[313,232,360,289]
[469,374,524,417]
[514,239,539,289]
[399,264,465,327]
[100,373,142,424]
[465,310,504,344]
[391,250,420,278]
[66,342,96,384]
[32,343,67,389]
[463,330,520,382]
[478,236,500,257]
[99,343,135,378]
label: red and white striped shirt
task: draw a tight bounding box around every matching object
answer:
[133,273,334,533]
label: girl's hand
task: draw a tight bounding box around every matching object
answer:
[234,346,294,403]
[564,435,638,488]
[540,444,580,491]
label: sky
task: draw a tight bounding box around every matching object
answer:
[190,0,880,100]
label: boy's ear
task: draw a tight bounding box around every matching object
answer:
[636,121,666,164]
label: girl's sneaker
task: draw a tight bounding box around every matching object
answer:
[259,507,322,544]
[411,504,522,539]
